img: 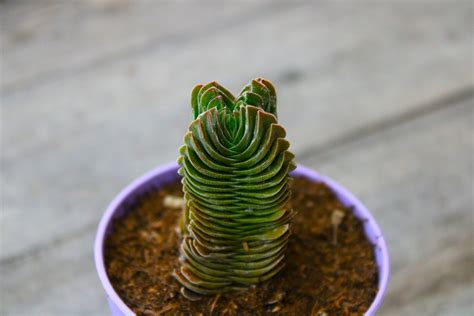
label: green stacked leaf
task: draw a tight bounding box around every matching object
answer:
[174,78,295,297]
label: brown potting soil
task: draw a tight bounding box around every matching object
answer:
[105,177,378,316]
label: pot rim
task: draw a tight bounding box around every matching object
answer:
[94,162,389,316]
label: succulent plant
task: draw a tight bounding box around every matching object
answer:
[174,78,295,298]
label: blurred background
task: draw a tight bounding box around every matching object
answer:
[0,0,472,315]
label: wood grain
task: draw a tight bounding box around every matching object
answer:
[0,0,278,93]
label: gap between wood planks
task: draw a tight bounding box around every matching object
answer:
[1,85,472,267]
[297,85,474,162]
[0,1,295,97]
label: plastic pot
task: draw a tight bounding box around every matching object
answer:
[95,162,389,315]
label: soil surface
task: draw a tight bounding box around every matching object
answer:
[105,177,378,315]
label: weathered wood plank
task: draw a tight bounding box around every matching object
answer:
[0,0,276,92]
[1,1,471,262]
[2,1,472,161]
[382,236,474,316]
[0,233,109,316]
[1,90,471,316]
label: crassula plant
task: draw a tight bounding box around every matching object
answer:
[174,78,296,299]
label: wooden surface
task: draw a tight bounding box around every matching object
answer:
[1,1,473,315]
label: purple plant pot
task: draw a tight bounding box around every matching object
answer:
[95,162,389,316]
